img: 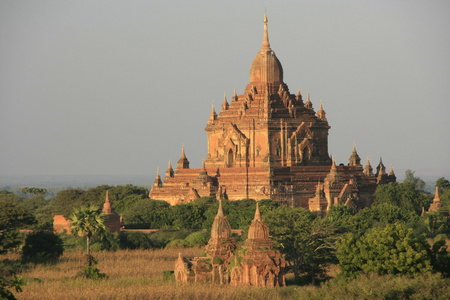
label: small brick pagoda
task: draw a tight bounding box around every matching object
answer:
[150,14,395,212]
[175,199,285,287]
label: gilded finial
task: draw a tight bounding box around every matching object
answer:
[262,12,270,50]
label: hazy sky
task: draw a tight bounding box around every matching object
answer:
[1,0,449,182]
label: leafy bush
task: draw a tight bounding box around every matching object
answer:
[119,232,153,250]
[21,231,64,264]
[184,231,209,247]
[148,229,192,248]
[82,266,106,279]
[337,223,433,278]
[162,270,174,281]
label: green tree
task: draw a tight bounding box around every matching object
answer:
[420,211,449,239]
[374,182,430,215]
[54,188,84,217]
[404,170,426,192]
[436,177,450,211]
[123,199,172,229]
[0,199,36,254]
[264,206,337,283]
[436,177,450,193]
[21,187,47,197]
[70,206,107,266]
[0,274,25,300]
[21,231,64,263]
[337,223,433,278]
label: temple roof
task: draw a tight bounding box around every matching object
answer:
[210,199,232,239]
[249,13,283,85]
[247,202,270,240]
[102,190,114,215]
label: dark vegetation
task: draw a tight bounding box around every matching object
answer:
[1,172,450,298]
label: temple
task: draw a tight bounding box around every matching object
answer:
[150,14,395,213]
[175,200,285,287]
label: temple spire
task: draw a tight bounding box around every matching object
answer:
[165,160,174,178]
[217,198,224,217]
[305,91,313,109]
[433,186,441,202]
[317,100,327,121]
[262,12,270,50]
[331,155,337,171]
[254,202,261,221]
[210,101,217,121]
[102,190,113,214]
[222,92,229,110]
[177,145,190,169]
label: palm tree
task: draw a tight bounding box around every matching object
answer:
[70,205,107,266]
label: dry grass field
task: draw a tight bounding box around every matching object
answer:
[3,248,296,300]
[2,248,450,300]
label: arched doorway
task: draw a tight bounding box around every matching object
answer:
[227,149,234,167]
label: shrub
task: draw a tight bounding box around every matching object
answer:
[119,232,153,250]
[184,231,209,247]
[78,255,107,279]
[148,229,192,248]
[21,231,64,264]
[162,270,174,281]
[82,266,106,279]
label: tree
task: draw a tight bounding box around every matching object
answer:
[70,206,107,266]
[436,177,450,211]
[123,199,172,229]
[21,187,47,197]
[404,170,426,192]
[264,206,337,283]
[21,231,64,263]
[0,199,36,254]
[337,223,433,278]
[436,177,450,194]
[54,188,84,217]
[420,211,449,239]
[374,182,430,215]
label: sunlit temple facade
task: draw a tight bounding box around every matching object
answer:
[150,14,395,213]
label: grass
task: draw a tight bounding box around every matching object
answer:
[2,248,450,299]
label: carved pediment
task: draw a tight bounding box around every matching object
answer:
[220,123,249,144]
[292,122,313,139]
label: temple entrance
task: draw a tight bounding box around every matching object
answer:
[227,149,234,167]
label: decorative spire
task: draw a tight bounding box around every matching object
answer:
[202,158,206,171]
[165,160,174,178]
[177,252,184,264]
[254,202,261,221]
[428,186,443,212]
[222,92,229,110]
[210,101,217,121]
[433,186,441,202]
[153,167,162,187]
[262,12,270,51]
[376,157,386,176]
[102,190,113,214]
[348,142,361,166]
[177,145,190,169]
[389,164,395,176]
[305,91,313,109]
[233,88,238,102]
[317,100,327,121]
[217,198,224,217]
[331,155,337,171]
[364,156,373,176]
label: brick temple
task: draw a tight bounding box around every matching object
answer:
[150,14,395,213]
[175,200,285,287]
